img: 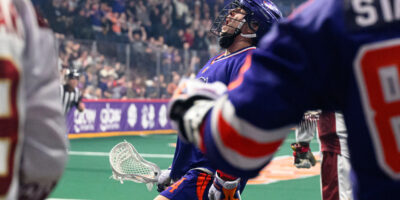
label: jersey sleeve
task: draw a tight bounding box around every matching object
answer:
[0,1,24,198]
[15,0,68,197]
[197,0,341,178]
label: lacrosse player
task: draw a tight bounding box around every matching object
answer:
[292,111,353,200]
[154,1,282,199]
[168,0,400,199]
[0,0,68,199]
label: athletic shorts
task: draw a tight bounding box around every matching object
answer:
[160,169,213,200]
[321,151,353,200]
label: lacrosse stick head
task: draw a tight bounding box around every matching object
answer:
[109,140,161,189]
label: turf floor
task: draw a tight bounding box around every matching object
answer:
[49,132,322,200]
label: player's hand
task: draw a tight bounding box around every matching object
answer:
[168,79,227,146]
[291,142,316,168]
[78,102,85,112]
[208,170,241,200]
[157,169,172,193]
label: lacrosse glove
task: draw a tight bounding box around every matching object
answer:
[291,142,316,168]
[168,79,227,147]
[208,170,241,200]
[157,168,172,192]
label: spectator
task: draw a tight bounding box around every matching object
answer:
[125,1,136,18]
[113,0,126,13]
[166,72,180,98]
[193,29,208,51]
[183,27,194,47]
[73,9,94,39]
[173,0,189,28]
[41,0,305,99]
[158,74,168,98]
[135,0,151,28]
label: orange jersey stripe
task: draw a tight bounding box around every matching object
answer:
[169,177,187,193]
[196,173,212,200]
[210,53,225,65]
[228,53,253,91]
[217,110,284,158]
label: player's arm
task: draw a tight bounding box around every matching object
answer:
[76,92,85,112]
[16,2,68,199]
[169,0,338,178]
[291,111,319,168]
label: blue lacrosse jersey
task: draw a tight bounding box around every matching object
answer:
[198,0,400,200]
[170,47,255,184]
[196,47,256,84]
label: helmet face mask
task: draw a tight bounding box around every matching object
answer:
[210,1,244,37]
[211,0,246,48]
[210,0,282,48]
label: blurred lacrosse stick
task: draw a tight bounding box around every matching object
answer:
[109,140,161,191]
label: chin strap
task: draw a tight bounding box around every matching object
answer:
[240,33,256,38]
[237,19,256,38]
[231,19,245,38]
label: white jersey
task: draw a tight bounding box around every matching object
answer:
[0,0,68,199]
[296,111,349,158]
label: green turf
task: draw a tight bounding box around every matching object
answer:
[49,132,322,200]
[242,176,320,200]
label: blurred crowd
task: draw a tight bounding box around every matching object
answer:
[34,0,305,99]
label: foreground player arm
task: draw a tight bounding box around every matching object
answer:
[175,0,339,178]
[15,1,68,198]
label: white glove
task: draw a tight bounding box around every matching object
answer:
[157,169,172,192]
[208,171,241,200]
[168,79,227,147]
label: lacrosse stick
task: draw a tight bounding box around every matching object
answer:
[109,140,161,191]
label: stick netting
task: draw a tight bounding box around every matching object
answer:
[109,141,160,183]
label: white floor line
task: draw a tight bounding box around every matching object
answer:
[47,198,90,200]
[68,151,174,158]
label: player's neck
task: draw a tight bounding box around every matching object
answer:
[225,39,253,56]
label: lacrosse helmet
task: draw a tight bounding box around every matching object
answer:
[211,0,282,48]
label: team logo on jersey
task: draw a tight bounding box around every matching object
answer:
[248,153,321,185]
[198,76,209,83]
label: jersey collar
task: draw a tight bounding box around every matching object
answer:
[211,46,256,65]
